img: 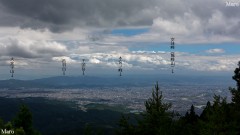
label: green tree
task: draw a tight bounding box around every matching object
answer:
[117,115,135,135]
[229,61,240,105]
[228,61,240,134]
[84,123,93,135]
[198,95,236,135]
[197,61,240,135]
[13,105,33,135]
[117,82,174,135]
[177,105,199,135]
[200,101,212,121]
[0,118,4,129]
[15,127,25,135]
[13,105,41,135]
[137,82,172,135]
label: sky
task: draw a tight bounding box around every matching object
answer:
[0,0,240,80]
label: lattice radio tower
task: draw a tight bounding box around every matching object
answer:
[10,57,14,78]
[118,56,123,76]
[170,37,175,74]
[82,59,86,75]
[62,59,66,75]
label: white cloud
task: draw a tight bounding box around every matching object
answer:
[205,48,225,54]
[89,58,101,64]
[52,56,76,64]
[176,53,240,71]
[151,17,189,35]
[0,37,67,58]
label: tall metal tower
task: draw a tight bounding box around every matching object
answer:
[82,59,86,75]
[62,59,66,75]
[10,57,14,78]
[118,56,123,76]
[170,37,175,74]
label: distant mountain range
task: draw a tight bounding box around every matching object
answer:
[0,74,235,89]
[0,76,152,89]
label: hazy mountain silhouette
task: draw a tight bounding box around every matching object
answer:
[0,75,234,89]
[0,79,49,89]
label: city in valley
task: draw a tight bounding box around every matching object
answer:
[0,84,231,114]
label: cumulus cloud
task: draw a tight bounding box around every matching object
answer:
[48,51,240,73]
[176,53,240,71]
[0,0,158,32]
[0,0,240,78]
[0,37,67,58]
[61,52,170,71]
[205,48,225,54]
[0,0,239,44]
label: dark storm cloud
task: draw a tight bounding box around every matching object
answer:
[0,0,239,36]
[0,0,157,32]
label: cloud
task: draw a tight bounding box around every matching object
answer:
[0,0,240,78]
[151,17,189,35]
[0,37,67,58]
[64,52,170,71]
[205,48,225,54]
[0,0,158,32]
[176,52,240,71]
[0,0,239,44]
[53,51,240,73]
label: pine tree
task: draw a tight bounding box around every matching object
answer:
[228,61,240,134]
[13,105,41,135]
[145,82,171,115]
[117,115,135,135]
[0,118,4,129]
[198,95,236,135]
[230,61,240,105]
[84,123,93,135]
[136,82,173,135]
[117,82,173,135]
[178,105,199,135]
[13,105,33,135]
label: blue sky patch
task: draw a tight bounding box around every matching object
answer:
[128,42,240,55]
[111,28,149,36]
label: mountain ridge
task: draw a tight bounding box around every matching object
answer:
[0,75,234,89]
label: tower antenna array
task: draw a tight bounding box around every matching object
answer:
[82,59,86,75]
[10,57,14,78]
[170,37,175,74]
[118,56,123,76]
[62,59,66,75]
